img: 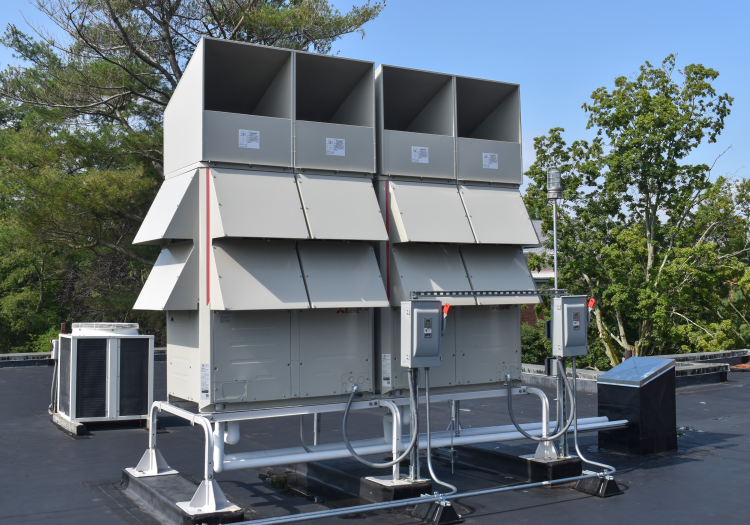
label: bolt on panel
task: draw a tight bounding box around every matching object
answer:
[459,185,539,245]
[388,181,475,243]
[203,111,293,168]
[458,305,521,385]
[209,169,309,240]
[212,310,292,403]
[296,174,387,241]
[166,311,200,403]
[134,170,198,245]
[459,245,540,305]
[134,241,198,311]
[298,308,373,397]
[210,239,310,310]
[390,244,476,306]
[297,241,388,308]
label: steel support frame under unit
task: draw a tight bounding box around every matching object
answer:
[128,386,626,516]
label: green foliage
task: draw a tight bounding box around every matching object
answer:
[521,320,551,365]
[524,56,747,365]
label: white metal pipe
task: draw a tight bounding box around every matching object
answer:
[218,419,625,471]
[213,422,225,473]
[214,416,610,465]
[525,387,550,439]
[154,402,215,482]
[207,387,528,423]
[225,421,240,445]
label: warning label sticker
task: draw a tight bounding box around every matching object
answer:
[200,363,210,400]
[382,353,392,387]
[483,152,498,169]
[412,146,429,163]
[326,138,345,156]
[239,129,260,149]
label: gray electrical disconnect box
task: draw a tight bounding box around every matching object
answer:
[401,300,443,368]
[551,295,589,357]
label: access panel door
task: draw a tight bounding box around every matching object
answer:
[213,310,292,403]
[298,308,373,398]
[458,305,521,385]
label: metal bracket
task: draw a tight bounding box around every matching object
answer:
[410,289,568,299]
[129,448,178,477]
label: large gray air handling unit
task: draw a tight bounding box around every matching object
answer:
[134,38,387,412]
[56,323,154,424]
[128,41,627,519]
[373,64,540,396]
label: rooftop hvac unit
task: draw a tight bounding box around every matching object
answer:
[56,323,154,424]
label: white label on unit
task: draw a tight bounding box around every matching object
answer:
[483,152,498,169]
[381,353,392,387]
[239,129,260,149]
[412,146,429,163]
[200,363,210,400]
[326,138,345,156]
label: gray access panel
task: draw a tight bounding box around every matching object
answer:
[297,241,388,308]
[381,130,455,179]
[203,111,292,167]
[212,310,292,403]
[401,300,442,368]
[297,174,386,241]
[298,308,373,398]
[210,239,310,310]
[458,305,521,385]
[551,295,589,357]
[210,169,309,240]
[459,245,539,306]
[388,181,475,244]
[295,121,375,173]
[134,241,198,311]
[134,170,198,245]
[459,185,539,245]
[456,138,522,184]
[390,244,475,306]
[167,310,200,403]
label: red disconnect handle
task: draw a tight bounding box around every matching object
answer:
[588,298,596,308]
[443,303,451,315]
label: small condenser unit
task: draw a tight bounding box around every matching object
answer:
[56,323,154,424]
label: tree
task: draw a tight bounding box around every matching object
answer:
[0,0,384,350]
[525,55,746,367]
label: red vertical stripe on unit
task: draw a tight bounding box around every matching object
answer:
[385,180,390,301]
[206,168,210,305]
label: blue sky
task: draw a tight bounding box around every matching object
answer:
[1,0,748,188]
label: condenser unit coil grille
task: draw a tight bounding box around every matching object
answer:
[59,337,71,416]
[119,338,150,416]
[76,338,107,418]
